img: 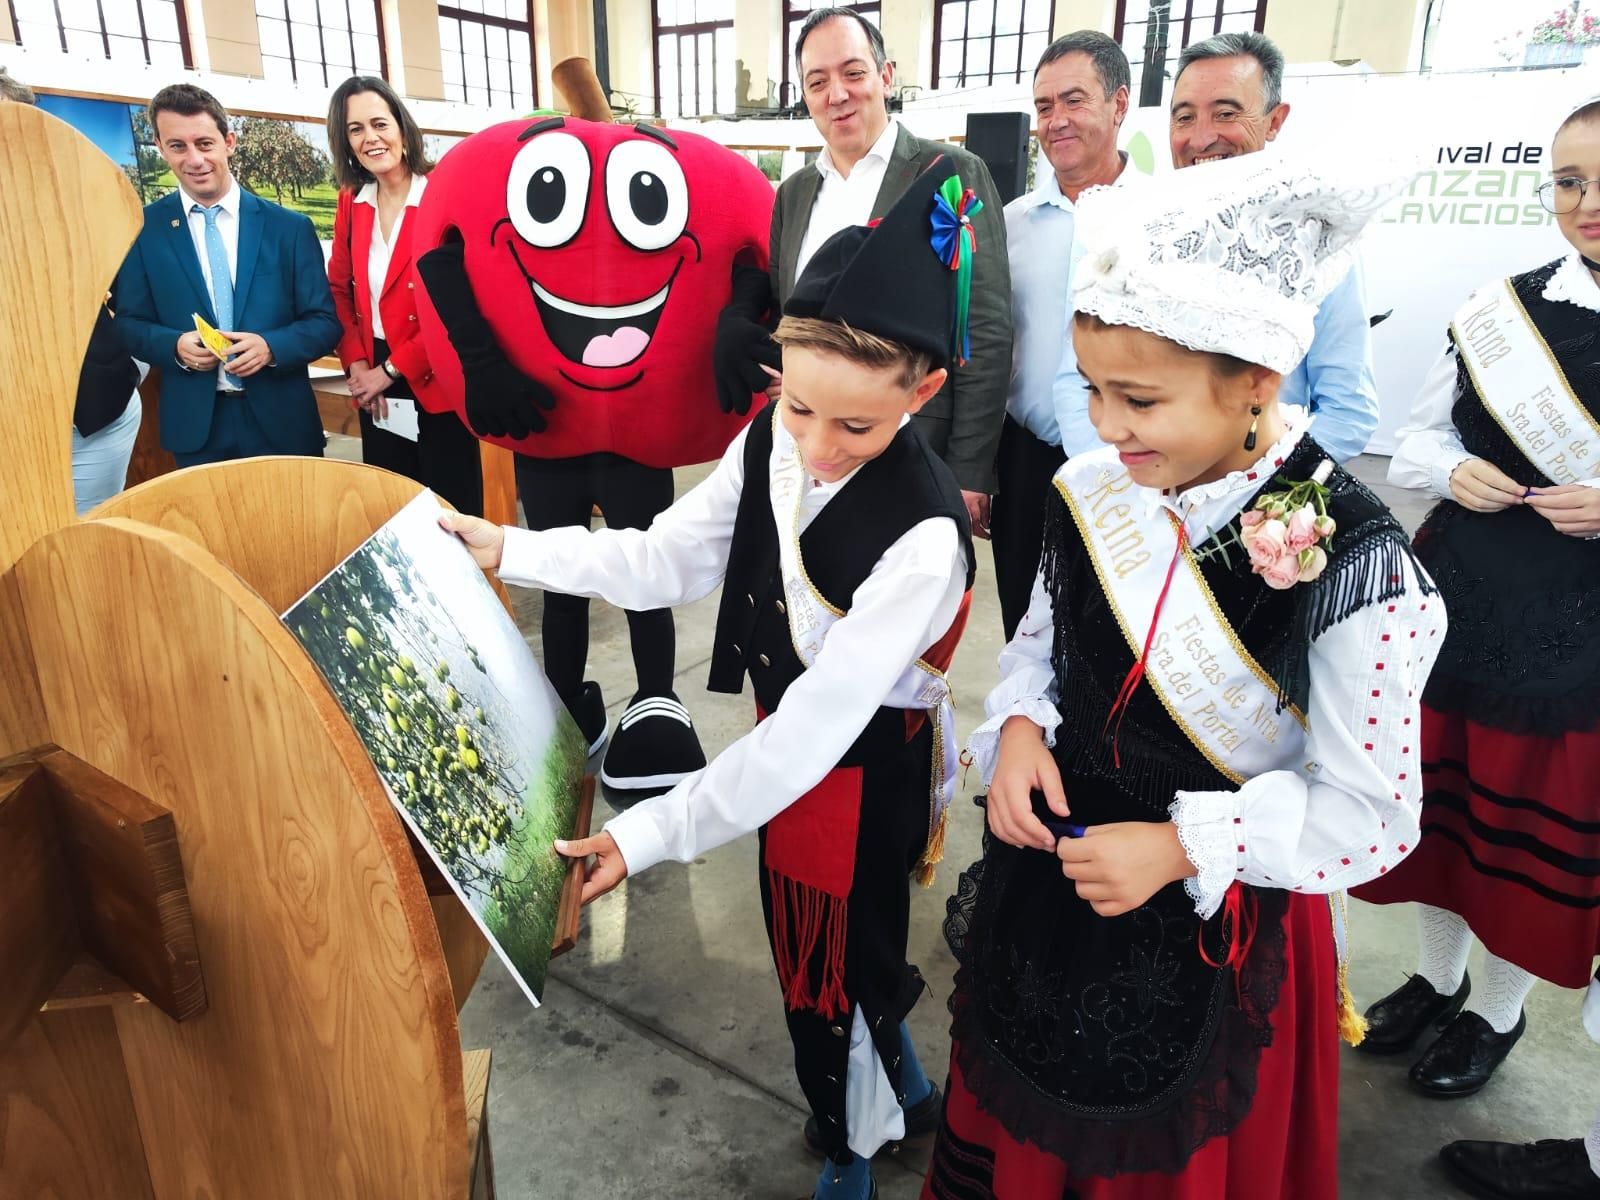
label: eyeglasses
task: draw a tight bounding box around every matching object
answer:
[1537,176,1600,214]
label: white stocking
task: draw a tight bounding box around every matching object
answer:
[1463,951,1537,1035]
[1416,904,1472,995]
[1586,1104,1600,1179]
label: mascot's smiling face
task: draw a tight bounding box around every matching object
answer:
[495,118,696,390]
[414,115,775,465]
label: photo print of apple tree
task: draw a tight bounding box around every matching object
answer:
[286,494,587,1005]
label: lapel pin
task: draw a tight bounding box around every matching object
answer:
[171,218,180,227]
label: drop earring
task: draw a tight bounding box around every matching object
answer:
[1243,405,1261,452]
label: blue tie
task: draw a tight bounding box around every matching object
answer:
[194,203,241,389]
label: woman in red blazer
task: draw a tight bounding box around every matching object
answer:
[326,76,482,515]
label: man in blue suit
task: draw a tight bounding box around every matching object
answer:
[116,83,341,466]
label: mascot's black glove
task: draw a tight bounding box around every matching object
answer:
[713,264,781,416]
[416,240,556,440]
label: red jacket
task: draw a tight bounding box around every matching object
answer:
[328,184,446,413]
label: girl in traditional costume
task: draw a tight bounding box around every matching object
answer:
[921,154,1442,1199]
[1353,98,1600,1200]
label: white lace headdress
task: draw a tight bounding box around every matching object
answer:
[1071,153,1409,373]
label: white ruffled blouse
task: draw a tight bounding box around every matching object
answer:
[967,412,1445,918]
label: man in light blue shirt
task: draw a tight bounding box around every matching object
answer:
[993,31,1131,637]
[1170,32,1378,462]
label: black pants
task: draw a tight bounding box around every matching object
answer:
[358,337,484,517]
[989,414,1066,640]
[514,452,676,706]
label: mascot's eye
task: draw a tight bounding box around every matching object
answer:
[605,139,688,252]
[506,132,590,248]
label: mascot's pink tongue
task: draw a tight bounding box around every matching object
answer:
[582,326,650,368]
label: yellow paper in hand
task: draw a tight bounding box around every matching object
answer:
[193,313,232,360]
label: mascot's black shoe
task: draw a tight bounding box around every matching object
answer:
[599,692,706,792]
[1440,1138,1600,1199]
[566,680,610,759]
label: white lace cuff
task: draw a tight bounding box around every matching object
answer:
[965,701,1061,787]
[1169,789,1242,919]
[1432,449,1474,501]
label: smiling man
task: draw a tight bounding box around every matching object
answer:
[114,84,340,465]
[753,6,1012,540]
[1169,32,1379,462]
[991,31,1130,638]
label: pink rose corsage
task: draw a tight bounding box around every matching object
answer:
[1238,460,1337,590]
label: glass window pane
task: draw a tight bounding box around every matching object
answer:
[258,15,289,53]
[104,1,141,38]
[145,1,178,40]
[995,0,1022,35]
[438,17,458,51]
[481,0,503,18]
[940,39,963,82]
[1020,30,1046,74]
[967,35,992,81]
[261,53,295,80]
[1219,9,1255,33]
[290,20,320,56]
[64,27,103,53]
[509,28,530,62]
[106,31,143,58]
[502,0,525,18]
[58,0,98,30]
[465,43,487,88]
[287,0,315,23]
[941,2,966,38]
[149,38,182,65]
[352,0,377,30]
[318,0,345,30]
[353,30,379,69]
[992,32,1020,79]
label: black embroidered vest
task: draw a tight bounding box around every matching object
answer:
[944,435,1422,1177]
[1417,258,1600,734]
[706,403,974,761]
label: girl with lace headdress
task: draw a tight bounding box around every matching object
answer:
[921,155,1442,1200]
[1351,99,1600,1197]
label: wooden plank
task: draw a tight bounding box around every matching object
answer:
[0,566,49,755]
[0,761,79,1057]
[479,438,519,530]
[17,518,467,1199]
[431,896,490,1014]
[40,952,150,1012]
[0,1009,154,1199]
[313,378,363,438]
[0,103,141,576]
[462,1048,494,1200]
[550,774,594,959]
[35,748,205,1023]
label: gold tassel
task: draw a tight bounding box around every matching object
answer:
[1337,959,1367,1047]
[914,805,950,888]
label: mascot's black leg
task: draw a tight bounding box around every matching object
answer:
[591,455,707,797]
[514,452,610,757]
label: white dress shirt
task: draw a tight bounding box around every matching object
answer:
[794,119,902,283]
[355,174,428,340]
[1388,252,1600,500]
[967,412,1445,918]
[178,179,242,391]
[498,414,969,877]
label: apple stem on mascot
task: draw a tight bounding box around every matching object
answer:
[413,60,776,794]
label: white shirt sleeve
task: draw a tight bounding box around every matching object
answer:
[496,425,748,610]
[602,518,967,876]
[1387,341,1473,500]
[1169,554,1446,918]
[965,568,1063,786]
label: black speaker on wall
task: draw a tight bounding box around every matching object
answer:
[964,111,1031,206]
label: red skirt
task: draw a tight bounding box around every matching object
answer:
[921,893,1339,1200]
[1354,704,1600,989]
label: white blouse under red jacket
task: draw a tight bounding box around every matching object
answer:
[328,174,446,412]
[967,412,1447,919]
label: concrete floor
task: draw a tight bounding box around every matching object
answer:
[383,443,1595,1200]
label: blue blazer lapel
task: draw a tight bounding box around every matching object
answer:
[232,189,264,316]
[161,192,215,321]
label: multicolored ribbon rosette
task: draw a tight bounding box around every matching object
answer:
[929,174,982,366]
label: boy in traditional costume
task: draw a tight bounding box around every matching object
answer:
[441,160,982,1200]
[922,154,1442,1199]
[1354,98,1600,1200]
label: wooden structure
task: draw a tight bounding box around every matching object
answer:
[0,102,586,1198]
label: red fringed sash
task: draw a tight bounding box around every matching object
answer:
[763,765,863,1019]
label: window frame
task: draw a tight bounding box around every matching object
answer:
[13,0,193,67]
[436,1,537,111]
[1112,0,1270,64]
[779,0,881,108]
[651,0,735,119]
[930,0,1056,90]
[255,0,387,87]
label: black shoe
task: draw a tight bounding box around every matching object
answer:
[599,692,705,792]
[1440,1138,1600,1199]
[1410,1010,1526,1098]
[565,680,609,758]
[1357,971,1471,1055]
[802,1083,943,1160]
